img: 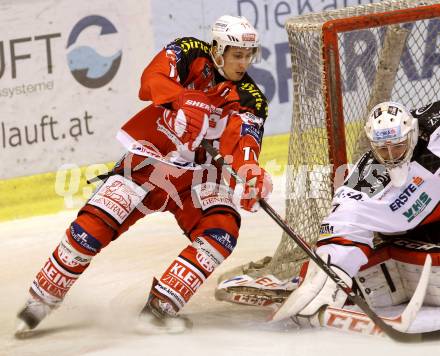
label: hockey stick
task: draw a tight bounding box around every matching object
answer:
[201,139,439,342]
[320,253,431,337]
[87,154,156,184]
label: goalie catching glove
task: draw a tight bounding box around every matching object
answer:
[270,253,352,326]
[167,90,212,151]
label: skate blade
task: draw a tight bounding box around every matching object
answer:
[14,320,33,339]
[165,317,193,334]
[135,315,192,335]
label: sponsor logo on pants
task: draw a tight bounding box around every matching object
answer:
[88,175,146,224]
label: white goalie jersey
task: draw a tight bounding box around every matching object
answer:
[317,101,440,278]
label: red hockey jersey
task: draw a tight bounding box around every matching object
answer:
[117,37,268,172]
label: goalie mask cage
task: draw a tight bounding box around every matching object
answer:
[219,0,440,283]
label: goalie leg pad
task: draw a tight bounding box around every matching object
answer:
[359,238,440,307]
[355,246,408,308]
[271,253,352,322]
[389,238,440,306]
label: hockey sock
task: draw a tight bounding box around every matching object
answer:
[29,213,114,306]
[151,228,237,313]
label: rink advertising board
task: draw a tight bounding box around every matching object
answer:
[1,0,381,179]
[3,0,440,181]
[0,0,152,179]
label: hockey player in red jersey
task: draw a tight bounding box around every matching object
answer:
[272,100,440,324]
[15,15,272,336]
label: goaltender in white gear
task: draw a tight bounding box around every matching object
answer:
[272,100,440,323]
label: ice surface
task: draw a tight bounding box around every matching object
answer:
[1,181,439,355]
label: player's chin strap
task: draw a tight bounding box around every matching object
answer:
[201,139,440,343]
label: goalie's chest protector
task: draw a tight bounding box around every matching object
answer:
[333,161,440,234]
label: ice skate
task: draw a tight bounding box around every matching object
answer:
[15,296,53,338]
[135,295,192,335]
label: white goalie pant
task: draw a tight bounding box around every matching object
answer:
[355,238,440,308]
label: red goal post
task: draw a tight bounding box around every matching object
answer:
[320,1,440,174]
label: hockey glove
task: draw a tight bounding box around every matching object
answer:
[239,165,273,212]
[271,253,351,325]
[168,90,212,151]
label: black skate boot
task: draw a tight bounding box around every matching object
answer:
[136,280,192,334]
[15,295,54,338]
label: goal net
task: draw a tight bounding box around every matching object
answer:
[218,0,440,288]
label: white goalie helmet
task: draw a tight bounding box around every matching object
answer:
[364,101,418,186]
[210,15,260,71]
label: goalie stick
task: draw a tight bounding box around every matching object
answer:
[320,253,431,337]
[201,139,440,342]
